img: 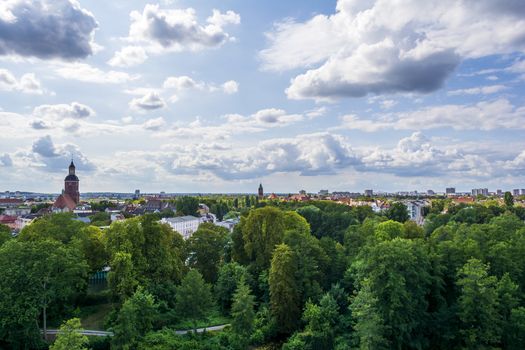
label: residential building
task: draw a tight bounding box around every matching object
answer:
[513,189,520,196]
[4,207,31,216]
[472,188,489,196]
[319,189,329,196]
[160,216,201,239]
[446,187,456,195]
[404,200,428,225]
[364,189,373,197]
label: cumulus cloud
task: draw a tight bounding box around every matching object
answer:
[33,102,95,120]
[339,99,525,131]
[0,69,45,94]
[130,91,166,111]
[261,0,525,100]
[107,46,148,67]
[162,75,239,101]
[125,5,240,54]
[222,80,239,94]
[166,132,360,179]
[54,63,138,84]
[0,0,98,60]
[160,131,502,180]
[31,135,95,172]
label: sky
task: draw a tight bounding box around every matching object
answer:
[1,0,525,194]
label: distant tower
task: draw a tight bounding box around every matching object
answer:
[64,160,80,204]
[258,183,264,200]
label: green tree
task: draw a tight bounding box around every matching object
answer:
[351,238,431,349]
[386,202,409,223]
[108,252,139,301]
[176,196,199,216]
[175,269,214,333]
[215,262,250,313]
[269,243,300,333]
[243,207,286,273]
[0,223,11,246]
[231,277,256,341]
[350,279,388,350]
[507,307,525,350]
[457,259,501,348]
[374,220,405,240]
[50,318,88,350]
[112,287,158,350]
[0,240,88,347]
[187,223,229,283]
[504,191,514,208]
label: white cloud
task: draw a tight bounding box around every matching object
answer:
[0,69,45,94]
[30,135,95,173]
[0,0,98,60]
[33,102,95,120]
[162,75,239,101]
[108,46,148,67]
[262,0,525,100]
[339,99,525,131]
[124,5,240,55]
[130,91,166,111]
[54,63,138,84]
[447,84,507,96]
[142,117,166,131]
[222,80,239,94]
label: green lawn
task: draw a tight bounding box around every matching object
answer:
[171,309,231,330]
[79,303,114,330]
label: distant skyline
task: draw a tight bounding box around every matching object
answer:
[1,0,525,193]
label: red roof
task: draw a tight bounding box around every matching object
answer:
[0,215,17,224]
[53,194,77,211]
[0,198,23,204]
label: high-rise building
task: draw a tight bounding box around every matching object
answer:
[134,189,141,199]
[513,189,520,196]
[364,189,373,197]
[446,187,456,195]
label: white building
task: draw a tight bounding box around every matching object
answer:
[404,200,428,225]
[161,215,201,239]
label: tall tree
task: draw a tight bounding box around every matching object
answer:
[50,318,88,350]
[504,191,514,208]
[269,243,300,334]
[108,252,138,301]
[457,259,501,348]
[351,238,431,349]
[386,202,409,223]
[187,223,229,283]
[243,207,286,273]
[112,287,158,350]
[175,269,214,333]
[176,196,199,216]
[231,277,256,340]
[215,262,250,313]
[0,223,11,246]
[0,240,88,347]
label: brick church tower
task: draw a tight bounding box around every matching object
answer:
[64,160,80,204]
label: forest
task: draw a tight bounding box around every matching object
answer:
[0,197,524,349]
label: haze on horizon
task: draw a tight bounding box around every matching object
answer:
[1,0,524,194]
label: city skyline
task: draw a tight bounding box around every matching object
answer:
[1,0,525,193]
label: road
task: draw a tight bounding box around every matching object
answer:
[44,324,229,337]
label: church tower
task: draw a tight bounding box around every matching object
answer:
[258,183,264,200]
[64,160,80,204]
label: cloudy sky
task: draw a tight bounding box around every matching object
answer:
[1,0,525,194]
